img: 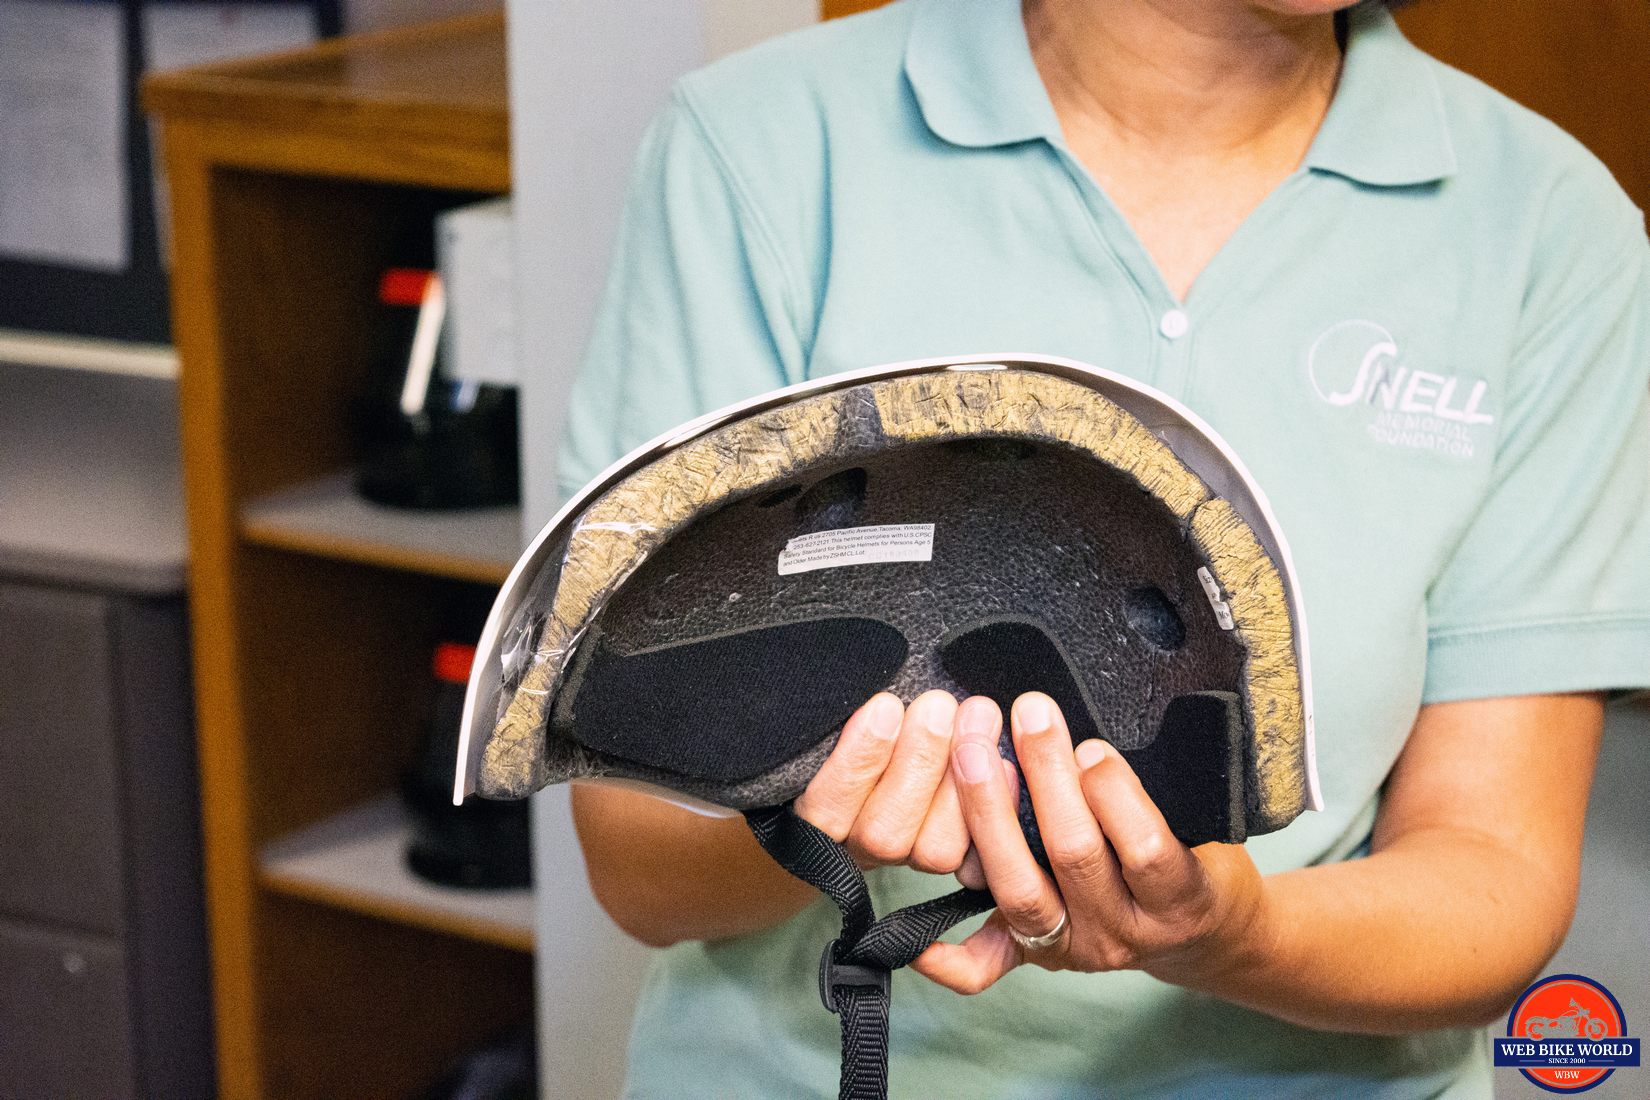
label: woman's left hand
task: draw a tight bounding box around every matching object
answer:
[911,692,1270,995]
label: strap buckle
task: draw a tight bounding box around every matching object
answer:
[817,939,890,1014]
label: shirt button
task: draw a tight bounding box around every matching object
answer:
[1159,309,1190,340]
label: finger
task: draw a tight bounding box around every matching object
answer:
[1075,738,1204,912]
[851,690,959,864]
[1011,694,1126,905]
[909,912,1022,995]
[951,698,1066,943]
[951,762,1018,889]
[909,771,967,873]
[794,693,903,840]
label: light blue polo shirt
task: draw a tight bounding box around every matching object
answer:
[556,1,1650,1096]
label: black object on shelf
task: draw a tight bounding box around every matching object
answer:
[403,642,531,889]
[354,264,520,510]
[417,1022,537,1100]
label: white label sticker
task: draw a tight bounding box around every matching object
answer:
[777,523,935,576]
[1196,566,1236,630]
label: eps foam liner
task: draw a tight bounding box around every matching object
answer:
[463,358,1318,847]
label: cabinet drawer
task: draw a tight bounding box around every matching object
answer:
[0,919,134,1099]
[0,582,125,933]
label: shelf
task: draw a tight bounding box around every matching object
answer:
[0,328,178,381]
[260,795,533,953]
[240,471,520,584]
[142,13,508,194]
[142,12,507,156]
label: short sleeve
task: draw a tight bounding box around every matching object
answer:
[554,87,807,502]
[1423,182,1650,702]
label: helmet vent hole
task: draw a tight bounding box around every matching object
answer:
[754,484,803,509]
[795,468,868,532]
[1124,586,1186,651]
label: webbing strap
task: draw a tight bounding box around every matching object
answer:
[746,805,994,1100]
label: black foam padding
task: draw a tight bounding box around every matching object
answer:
[559,617,908,783]
[939,616,1107,743]
[1123,692,1248,847]
[937,618,1245,849]
[938,616,1105,866]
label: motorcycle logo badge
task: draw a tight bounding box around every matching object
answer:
[1494,974,1641,1093]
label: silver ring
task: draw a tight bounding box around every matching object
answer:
[1007,907,1068,952]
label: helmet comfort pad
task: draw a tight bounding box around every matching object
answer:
[480,369,1308,843]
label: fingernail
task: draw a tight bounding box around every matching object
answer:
[957,697,997,739]
[954,741,993,783]
[1015,693,1053,734]
[916,691,956,737]
[866,694,902,740]
[1074,738,1108,769]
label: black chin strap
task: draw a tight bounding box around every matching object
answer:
[745,805,994,1100]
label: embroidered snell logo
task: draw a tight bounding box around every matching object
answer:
[1307,320,1494,459]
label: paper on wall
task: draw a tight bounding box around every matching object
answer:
[142,3,318,264]
[0,0,128,272]
[141,2,317,72]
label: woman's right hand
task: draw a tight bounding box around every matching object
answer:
[794,691,1012,878]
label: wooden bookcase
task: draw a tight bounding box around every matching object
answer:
[144,15,534,1100]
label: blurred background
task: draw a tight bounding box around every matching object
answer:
[0,1,1644,1097]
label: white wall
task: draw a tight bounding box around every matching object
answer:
[504,3,815,1097]
[508,0,817,527]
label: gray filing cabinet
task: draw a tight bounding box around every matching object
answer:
[0,362,212,1098]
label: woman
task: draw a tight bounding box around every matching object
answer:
[560,0,1650,1095]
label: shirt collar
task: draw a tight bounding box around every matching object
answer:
[904,0,1457,187]
[1305,3,1457,186]
[904,0,1063,149]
